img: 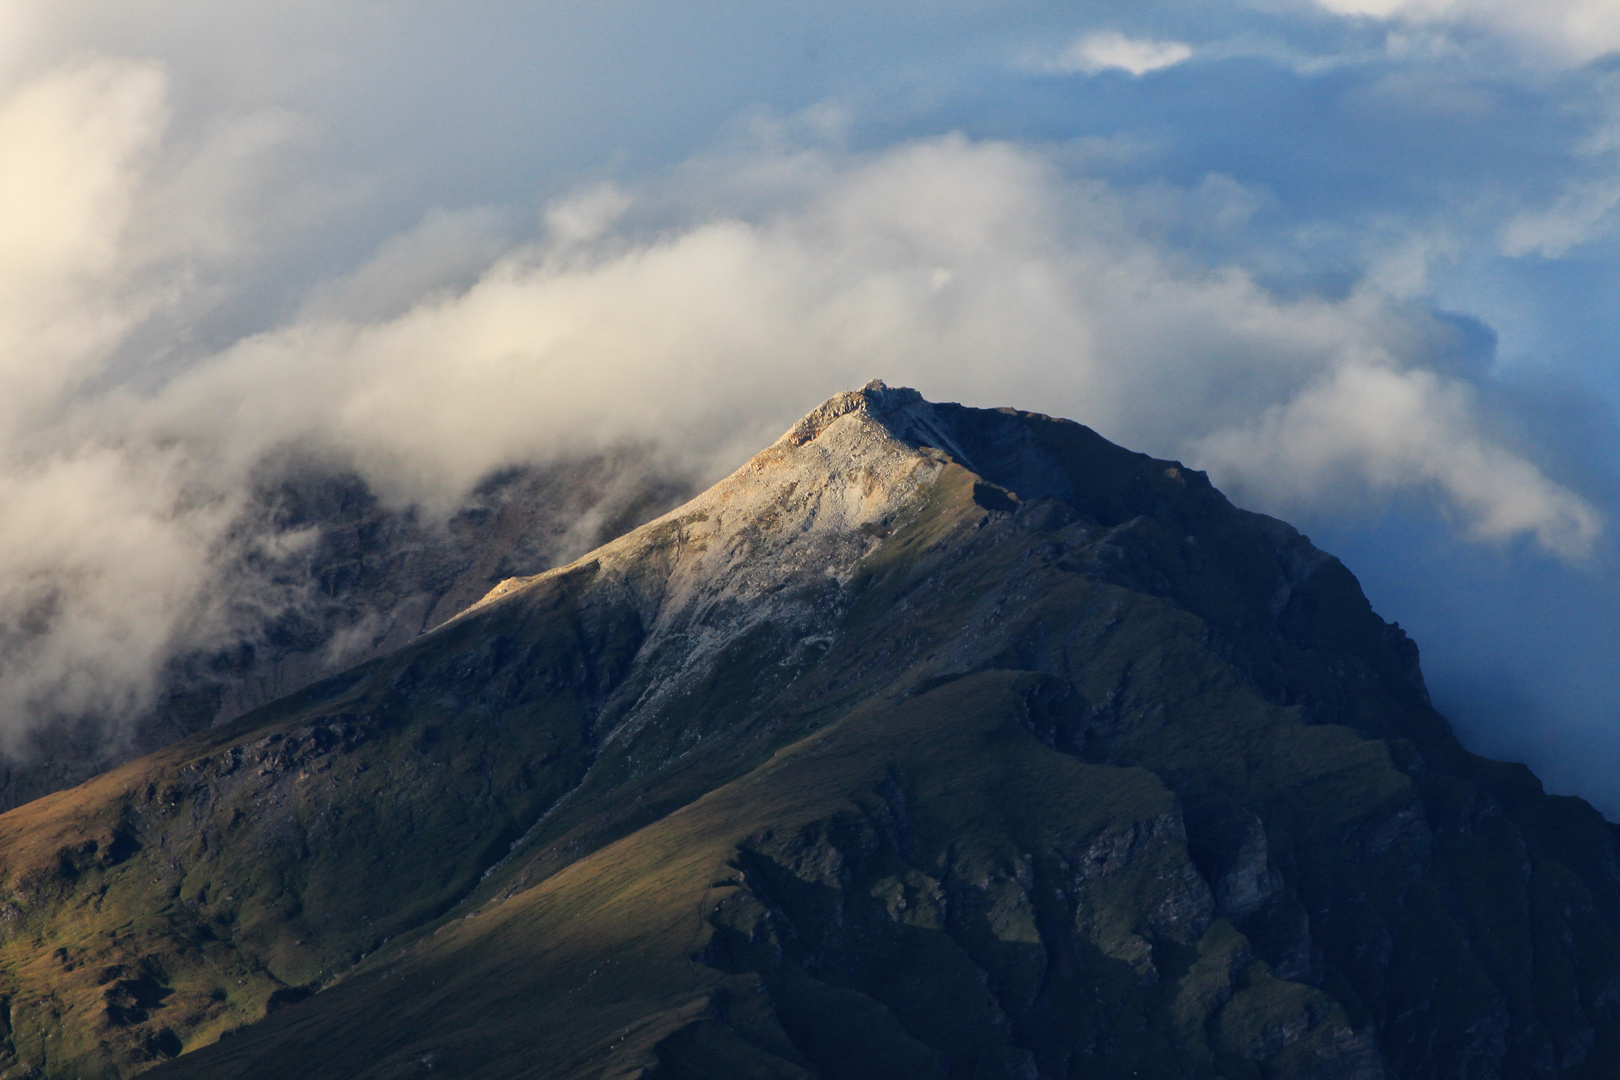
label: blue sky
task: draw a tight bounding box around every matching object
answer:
[3,1,1620,811]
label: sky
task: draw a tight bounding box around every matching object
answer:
[2,1,1620,810]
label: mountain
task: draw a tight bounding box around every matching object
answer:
[0,452,692,814]
[0,381,1617,1079]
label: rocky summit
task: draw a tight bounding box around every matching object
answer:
[0,381,1617,1080]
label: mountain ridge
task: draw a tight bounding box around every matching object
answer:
[0,382,1612,1079]
[0,451,692,817]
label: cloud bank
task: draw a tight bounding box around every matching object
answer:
[106,131,1602,556]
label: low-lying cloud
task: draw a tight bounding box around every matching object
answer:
[1195,361,1601,556]
[118,133,1600,547]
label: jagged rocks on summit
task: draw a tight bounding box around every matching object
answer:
[453,380,954,754]
[0,382,1613,1080]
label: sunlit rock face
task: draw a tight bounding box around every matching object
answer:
[0,383,1614,1080]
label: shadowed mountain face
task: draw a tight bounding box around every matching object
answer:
[0,452,692,814]
[0,382,1616,1079]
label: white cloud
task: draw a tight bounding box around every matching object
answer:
[545,183,633,247]
[1195,360,1602,557]
[1499,180,1620,257]
[296,206,515,324]
[0,5,43,88]
[0,447,236,737]
[0,56,167,431]
[116,134,1601,562]
[1489,79,1620,258]
[1053,32,1194,76]
[1314,0,1443,16]
[1309,0,1620,66]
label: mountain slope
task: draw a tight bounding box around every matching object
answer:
[0,452,690,815]
[0,382,1616,1079]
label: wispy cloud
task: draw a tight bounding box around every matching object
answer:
[1050,32,1194,76]
[1309,0,1620,66]
[1195,359,1601,557]
[1499,180,1620,257]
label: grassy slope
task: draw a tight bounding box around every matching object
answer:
[151,668,1371,1080]
[0,560,641,1078]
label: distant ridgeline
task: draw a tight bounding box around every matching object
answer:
[0,452,690,815]
[0,381,1615,1080]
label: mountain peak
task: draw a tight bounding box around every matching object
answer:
[774,377,922,449]
[457,383,1423,760]
[462,381,949,627]
[2,385,1601,1080]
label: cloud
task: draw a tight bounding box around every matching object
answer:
[0,55,232,745]
[0,56,166,431]
[1312,0,1443,16]
[0,447,235,737]
[0,5,43,87]
[1499,180,1620,257]
[1308,0,1620,66]
[545,183,633,247]
[1194,360,1602,557]
[1051,32,1195,76]
[107,134,1600,562]
[295,206,517,324]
